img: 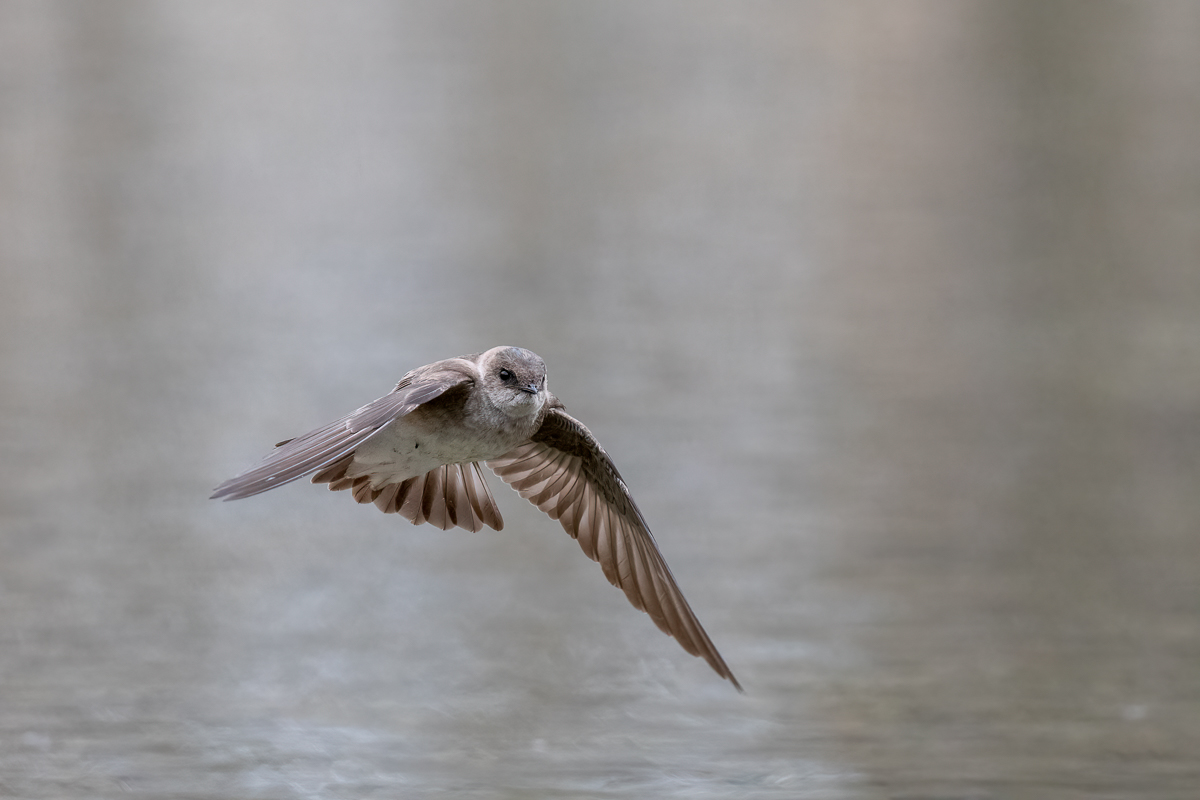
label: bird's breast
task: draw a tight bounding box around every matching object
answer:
[347,402,534,488]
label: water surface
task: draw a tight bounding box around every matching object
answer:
[2,3,1198,798]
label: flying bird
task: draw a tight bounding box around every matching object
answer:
[211,346,740,690]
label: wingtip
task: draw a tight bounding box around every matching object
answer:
[210,481,255,502]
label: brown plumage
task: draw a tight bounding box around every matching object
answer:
[212,346,740,690]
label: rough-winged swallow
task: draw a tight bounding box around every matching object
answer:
[211,346,740,690]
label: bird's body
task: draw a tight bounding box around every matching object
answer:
[212,346,740,690]
[338,353,545,489]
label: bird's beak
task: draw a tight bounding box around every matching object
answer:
[521,383,539,395]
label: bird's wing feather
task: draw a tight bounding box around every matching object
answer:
[309,456,504,533]
[487,407,741,690]
[210,368,471,501]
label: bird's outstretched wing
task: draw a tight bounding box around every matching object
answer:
[210,369,471,502]
[487,408,741,690]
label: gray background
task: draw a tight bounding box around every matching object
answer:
[2,2,1199,798]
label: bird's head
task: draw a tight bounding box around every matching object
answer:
[478,346,549,415]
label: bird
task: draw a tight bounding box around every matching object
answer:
[211,346,740,691]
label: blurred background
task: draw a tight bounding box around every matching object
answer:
[2,2,1198,798]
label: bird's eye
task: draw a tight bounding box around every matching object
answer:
[498,368,513,381]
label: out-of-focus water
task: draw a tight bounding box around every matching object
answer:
[2,3,1199,798]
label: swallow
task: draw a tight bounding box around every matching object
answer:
[212,346,740,690]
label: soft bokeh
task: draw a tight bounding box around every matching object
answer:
[2,3,1198,798]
